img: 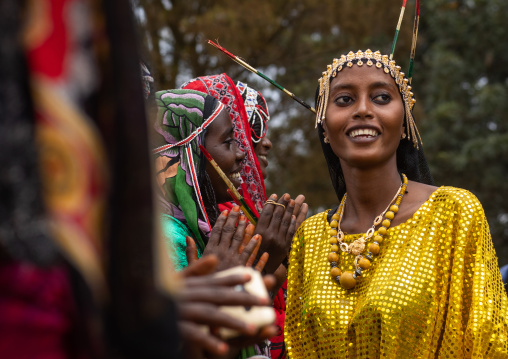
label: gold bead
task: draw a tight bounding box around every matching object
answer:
[330,267,342,277]
[330,220,338,228]
[358,257,371,270]
[330,244,339,252]
[374,235,384,244]
[389,205,399,213]
[328,252,339,262]
[385,211,395,220]
[329,237,338,245]
[339,271,356,289]
[332,213,340,221]
[378,227,387,235]
[329,229,338,236]
[369,243,380,255]
[382,219,391,228]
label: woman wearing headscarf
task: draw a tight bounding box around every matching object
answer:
[284,50,508,358]
[152,88,282,270]
[180,74,307,276]
[181,75,307,359]
[180,74,268,214]
[152,88,296,359]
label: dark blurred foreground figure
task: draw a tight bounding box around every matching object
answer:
[0,1,280,358]
[0,0,104,357]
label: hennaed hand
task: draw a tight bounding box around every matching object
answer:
[202,207,267,272]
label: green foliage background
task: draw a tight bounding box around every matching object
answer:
[134,0,508,266]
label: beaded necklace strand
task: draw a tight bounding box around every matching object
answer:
[328,173,409,289]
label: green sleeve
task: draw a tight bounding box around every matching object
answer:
[160,214,203,271]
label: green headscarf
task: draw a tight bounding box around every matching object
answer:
[152,89,224,248]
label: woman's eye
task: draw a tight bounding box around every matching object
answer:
[334,95,353,105]
[373,94,391,103]
[224,138,240,150]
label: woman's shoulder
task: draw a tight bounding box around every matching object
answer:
[299,210,329,228]
[408,182,482,210]
[160,214,193,242]
[430,186,483,210]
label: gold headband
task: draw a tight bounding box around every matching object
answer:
[316,49,421,149]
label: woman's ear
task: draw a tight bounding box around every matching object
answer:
[322,122,330,144]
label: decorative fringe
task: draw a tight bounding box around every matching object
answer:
[405,101,422,149]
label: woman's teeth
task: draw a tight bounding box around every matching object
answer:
[349,128,379,138]
[229,172,241,181]
[259,155,267,161]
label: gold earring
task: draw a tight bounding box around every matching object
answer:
[401,127,407,139]
[323,133,330,143]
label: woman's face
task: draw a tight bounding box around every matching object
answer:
[323,65,404,169]
[250,102,272,179]
[253,135,272,179]
[204,108,245,203]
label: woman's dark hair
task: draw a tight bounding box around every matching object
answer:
[197,96,221,237]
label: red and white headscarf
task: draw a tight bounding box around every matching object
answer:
[181,74,267,212]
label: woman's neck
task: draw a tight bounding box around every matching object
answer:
[339,164,403,234]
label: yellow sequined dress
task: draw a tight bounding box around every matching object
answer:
[285,186,508,358]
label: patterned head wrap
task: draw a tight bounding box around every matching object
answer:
[180,74,267,212]
[236,81,270,145]
[152,89,225,247]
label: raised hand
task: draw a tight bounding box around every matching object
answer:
[293,194,309,230]
[253,193,307,274]
[202,206,266,272]
[239,223,269,272]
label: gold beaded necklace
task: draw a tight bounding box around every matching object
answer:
[328,173,408,289]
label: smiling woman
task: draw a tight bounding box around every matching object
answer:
[182,75,308,359]
[323,65,405,169]
[285,50,508,358]
[181,74,269,213]
[152,89,245,269]
[202,109,245,203]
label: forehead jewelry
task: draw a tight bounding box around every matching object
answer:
[316,50,421,149]
[328,173,408,289]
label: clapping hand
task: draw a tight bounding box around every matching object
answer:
[197,206,268,272]
[253,193,308,274]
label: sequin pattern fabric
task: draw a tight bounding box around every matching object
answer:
[285,187,508,358]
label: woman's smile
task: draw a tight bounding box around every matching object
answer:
[205,108,246,203]
[228,169,242,187]
[346,126,381,143]
[323,65,404,167]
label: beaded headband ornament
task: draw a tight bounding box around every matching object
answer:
[316,49,421,149]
